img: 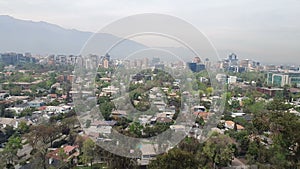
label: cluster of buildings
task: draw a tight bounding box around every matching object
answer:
[120,57,182,70]
[42,53,113,69]
[218,53,261,73]
[0,52,37,65]
[0,94,73,127]
[45,54,79,65]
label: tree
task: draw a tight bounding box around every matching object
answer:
[266,98,292,112]
[269,111,300,168]
[195,116,205,126]
[81,138,96,167]
[246,139,260,164]
[98,96,115,120]
[178,137,200,154]
[1,135,23,167]
[106,153,138,169]
[269,143,287,168]
[252,111,270,134]
[129,122,143,137]
[19,107,35,117]
[244,100,265,114]
[206,87,214,97]
[9,85,22,96]
[230,100,241,110]
[4,125,15,139]
[199,90,205,101]
[149,148,198,169]
[246,138,270,166]
[25,124,60,169]
[47,125,60,147]
[17,121,29,134]
[85,119,91,128]
[203,132,235,168]
[74,135,85,152]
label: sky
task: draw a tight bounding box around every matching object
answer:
[0,0,300,64]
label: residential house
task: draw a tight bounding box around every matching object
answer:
[47,145,80,165]
[138,144,157,166]
[193,112,210,121]
[224,120,245,131]
[28,100,45,108]
[111,110,127,119]
[156,117,172,124]
[0,117,19,128]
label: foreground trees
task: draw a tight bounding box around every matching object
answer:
[203,133,235,168]
[149,134,235,169]
[81,138,96,167]
[243,98,300,168]
[149,148,199,169]
[0,135,23,168]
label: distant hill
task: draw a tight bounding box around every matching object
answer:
[0,15,146,56]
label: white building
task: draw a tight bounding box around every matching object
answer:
[228,76,237,84]
[46,105,71,114]
[0,118,19,129]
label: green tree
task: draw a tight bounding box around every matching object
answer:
[81,138,96,167]
[203,133,235,168]
[178,137,201,154]
[196,116,205,126]
[1,135,23,167]
[106,153,138,169]
[149,148,198,169]
[9,85,22,96]
[206,87,214,97]
[246,139,260,164]
[129,122,143,137]
[85,119,91,128]
[269,111,300,168]
[17,121,29,134]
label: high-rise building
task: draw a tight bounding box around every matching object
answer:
[103,58,109,68]
[228,53,238,66]
[104,53,110,61]
[187,62,205,72]
[154,64,165,70]
[143,57,149,68]
[267,72,300,87]
[240,59,250,68]
[151,57,160,66]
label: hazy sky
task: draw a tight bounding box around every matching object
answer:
[1,0,300,64]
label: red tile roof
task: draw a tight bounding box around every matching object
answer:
[64,145,76,154]
[193,112,210,120]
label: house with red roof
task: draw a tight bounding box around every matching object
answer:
[224,120,245,131]
[47,145,80,165]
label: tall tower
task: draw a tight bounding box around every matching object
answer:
[103,58,109,68]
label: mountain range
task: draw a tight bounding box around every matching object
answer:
[0,15,146,56]
[0,15,223,63]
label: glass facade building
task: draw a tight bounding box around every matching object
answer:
[267,72,300,87]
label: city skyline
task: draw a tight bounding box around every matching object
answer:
[1,0,300,64]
